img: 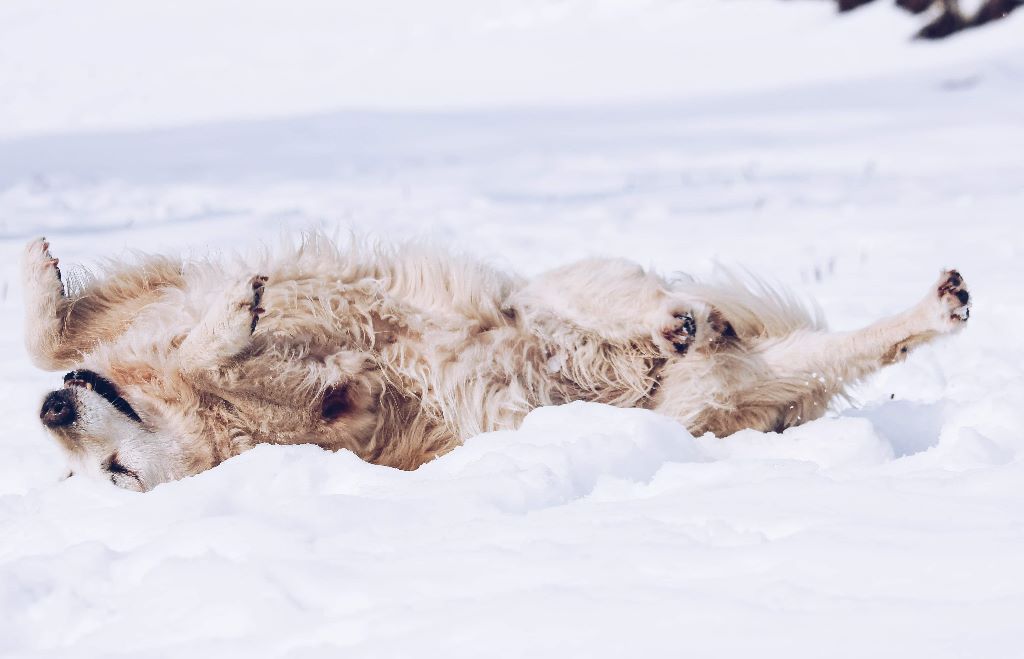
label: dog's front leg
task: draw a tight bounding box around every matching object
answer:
[20,238,69,369]
[21,238,185,370]
[178,275,268,374]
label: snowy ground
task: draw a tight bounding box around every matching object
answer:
[1,2,1024,657]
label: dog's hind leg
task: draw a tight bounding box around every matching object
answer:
[762,270,969,381]
[509,257,740,408]
[512,257,736,358]
[21,238,185,370]
[744,270,970,428]
[660,270,971,437]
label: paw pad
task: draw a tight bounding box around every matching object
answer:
[249,275,269,333]
[28,237,65,295]
[663,312,697,354]
[707,308,737,343]
[937,269,970,323]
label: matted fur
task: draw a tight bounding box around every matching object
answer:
[22,235,971,491]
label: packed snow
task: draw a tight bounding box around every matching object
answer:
[1,2,1023,657]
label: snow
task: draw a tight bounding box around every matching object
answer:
[1,0,1021,138]
[1,1,1024,657]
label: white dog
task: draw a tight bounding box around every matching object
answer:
[22,235,970,491]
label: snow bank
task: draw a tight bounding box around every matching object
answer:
[3,402,1023,657]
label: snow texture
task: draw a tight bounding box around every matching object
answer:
[1,2,1023,657]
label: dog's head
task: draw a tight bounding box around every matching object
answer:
[39,369,186,492]
[38,353,388,491]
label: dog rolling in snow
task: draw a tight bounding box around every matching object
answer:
[23,236,970,491]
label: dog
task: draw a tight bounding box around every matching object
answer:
[22,235,970,491]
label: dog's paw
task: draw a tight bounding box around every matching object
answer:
[706,307,738,347]
[654,303,736,356]
[659,311,698,355]
[930,269,970,331]
[21,237,65,298]
[247,275,268,334]
[179,274,271,367]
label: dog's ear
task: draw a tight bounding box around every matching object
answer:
[321,383,353,421]
[319,358,383,424]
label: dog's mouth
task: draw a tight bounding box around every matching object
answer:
[63,369,142,422]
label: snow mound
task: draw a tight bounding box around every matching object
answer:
[3,401,1024,656]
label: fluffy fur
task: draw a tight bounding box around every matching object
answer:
[22,235,971,491]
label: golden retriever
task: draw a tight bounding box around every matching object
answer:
[22,235,970,491]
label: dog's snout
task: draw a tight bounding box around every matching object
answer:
[41,390,76,428]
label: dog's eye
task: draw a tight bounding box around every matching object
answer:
[106,454,143,489]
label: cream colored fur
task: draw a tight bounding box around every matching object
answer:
[22,235,971,491]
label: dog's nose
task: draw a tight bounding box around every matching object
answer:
[40,390,76,427]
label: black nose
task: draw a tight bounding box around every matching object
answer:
[41,390,76,427]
